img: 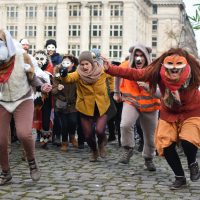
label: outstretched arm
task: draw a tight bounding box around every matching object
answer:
[105,65,147,82]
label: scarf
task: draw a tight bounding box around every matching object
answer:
[77,62,103,84]
[0,56,15,83]
[160,64,191,108]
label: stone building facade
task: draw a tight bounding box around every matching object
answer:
[0,0,198,61]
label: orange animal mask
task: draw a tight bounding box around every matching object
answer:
[162,55,188,80]
[163,55,187,69]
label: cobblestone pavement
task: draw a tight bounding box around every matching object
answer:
[0,140,200,200]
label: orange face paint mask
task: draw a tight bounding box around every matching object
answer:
[163,55,188,69]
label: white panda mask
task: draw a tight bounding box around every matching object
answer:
[34,52,48,68]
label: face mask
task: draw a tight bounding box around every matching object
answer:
[47,44,56,52]
[62,60,72,68]
[0,41,9,64]
[34,53,48,68]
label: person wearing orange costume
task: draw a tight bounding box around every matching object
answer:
[104,48,200,190]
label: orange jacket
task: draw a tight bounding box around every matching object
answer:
[120,61,160,112]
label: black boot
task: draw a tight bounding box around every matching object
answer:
[0,170,12,186]
[28,159,41,182]
[144,158,156,171]
[170,176,187,190]
[189,161,200,182]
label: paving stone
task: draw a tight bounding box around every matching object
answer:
[1,141,199,200]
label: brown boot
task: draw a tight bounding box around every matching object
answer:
[89,150,99,162]
[70,136,78,148]
[60,142,68,151]
[98,136,107,158]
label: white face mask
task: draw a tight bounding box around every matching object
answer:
[34,53,48,68]
[62,59,72,68]
[0,41,9,64]
[47,44,56,52]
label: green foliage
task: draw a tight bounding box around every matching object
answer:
[188,4,200,30]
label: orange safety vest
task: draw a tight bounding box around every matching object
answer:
[120,61,161,112]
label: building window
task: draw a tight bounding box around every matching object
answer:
[152,4,157,15]
[92,25,101,37]
[7,25,18,37]
[26,6,37,18]
[7,6,18,18]
[69,25,81,37]
[110,3,123,16]
[25,26,37,37]
[91,44,101,49]
[109,45,122,59]
[29,44,36,55]
[90,4,102,17]
[152,36,157,47]
[69,4,81,16]
[110,25,123,37]
[45,5,56,17]
[44,26,56,37]
[68,44,80,57]
[152,53,157,60]
[152,20,158,31]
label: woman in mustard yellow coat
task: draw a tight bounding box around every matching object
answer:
[60,51,110,161]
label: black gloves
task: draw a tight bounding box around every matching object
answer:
[59,67,68,77]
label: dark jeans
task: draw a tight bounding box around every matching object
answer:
[41,95,52,131]
[58,112,77,142]
[53,111,61,140]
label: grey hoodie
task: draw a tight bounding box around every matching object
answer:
[129,43,152,68]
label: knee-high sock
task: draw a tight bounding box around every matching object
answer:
[181,140,198,167]
[163,142,185,176]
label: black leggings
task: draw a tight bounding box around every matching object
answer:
[163,140,198,176]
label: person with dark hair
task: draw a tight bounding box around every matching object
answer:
[33,50,54,149]
[52,54,79,151]
[45,39,62,145]
[104,48,200,190]
[107,61,123,146]
[45,39,62,66]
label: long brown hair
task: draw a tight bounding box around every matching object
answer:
[145,48,200,93]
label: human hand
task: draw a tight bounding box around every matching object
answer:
[101,56,111,70]
[113,92,122,102]
[41,83,52,93]
[137,82,149,91]
[58,84,64,91]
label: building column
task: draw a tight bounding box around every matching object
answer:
[17,4,26,40]
[101,2,110,58]
[0,5,6,28]
[36,4,45,50]
[80,2,90,51]
[56,3,69,54]
[122,2,136,59]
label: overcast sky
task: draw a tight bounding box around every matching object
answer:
[183,0,200,55]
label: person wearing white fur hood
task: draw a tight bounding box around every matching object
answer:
[0,29,52,185]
